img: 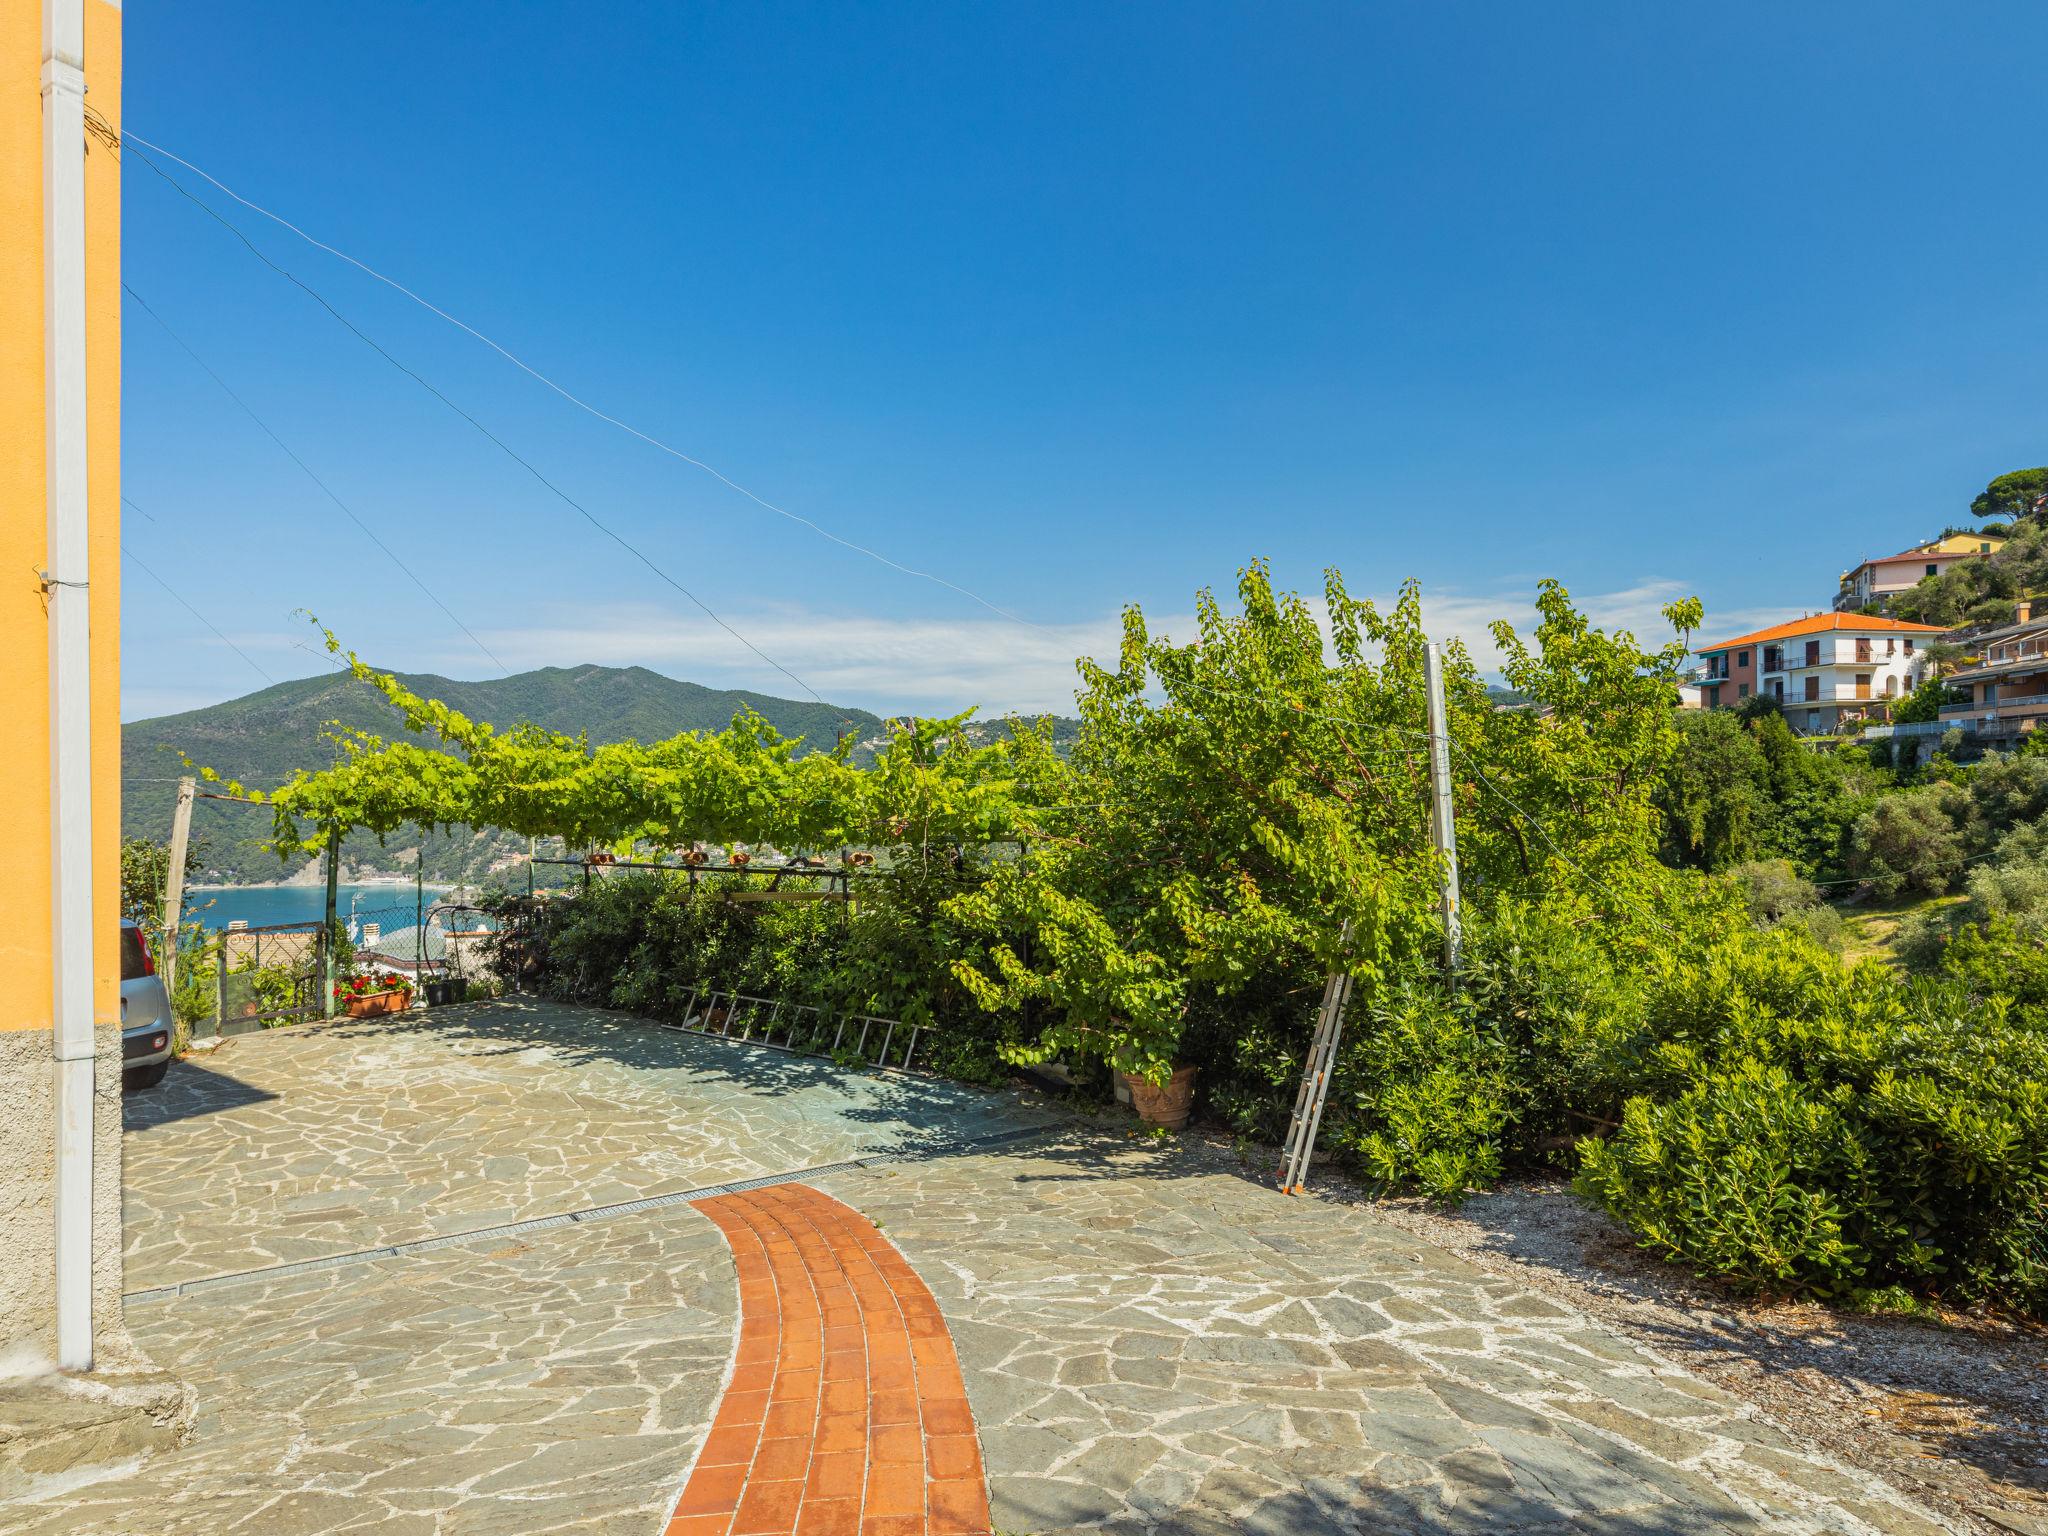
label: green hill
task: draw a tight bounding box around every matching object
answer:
[123,666,893,884]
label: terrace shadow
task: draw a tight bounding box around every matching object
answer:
[332,993,1058,1161]
[122,1056,279,1131]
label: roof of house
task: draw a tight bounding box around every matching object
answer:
[1859,544,1978,568]
[1697,613,1947,653]
[1954,613,2048,649]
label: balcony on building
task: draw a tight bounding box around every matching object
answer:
[1941,609,2048,739]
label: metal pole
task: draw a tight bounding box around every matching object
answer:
[161,775,195,998]
[1424,642,1462,976]
[322,827,341,1016]
[44,0,95,1373]
[416,860,424,984]
[527,836,535,898]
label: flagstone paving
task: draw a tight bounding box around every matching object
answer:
[7,1201,738,1534]
[810,1138,1962,1536]
[0,1001,1966,1535]
[122,999,1051,1290]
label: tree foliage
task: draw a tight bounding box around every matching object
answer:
[248,628,1064,866]
[119,834,205,930]
[947,566,1698,1084]
[192,567,2048,1314]
[1654,711,1770,871]
[1972,466,2048,523]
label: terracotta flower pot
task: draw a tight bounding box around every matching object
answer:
[1117,1065,1200,1131]
[343,989,408,1019]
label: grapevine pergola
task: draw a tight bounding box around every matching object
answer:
[224,641,1066,870]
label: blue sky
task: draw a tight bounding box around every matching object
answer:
[120,2,2048,720]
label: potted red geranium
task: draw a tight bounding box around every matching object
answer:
[342,971,414,1018]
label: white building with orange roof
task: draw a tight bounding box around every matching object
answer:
[1695,613,1946,735]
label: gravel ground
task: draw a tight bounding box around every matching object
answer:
[1328,1166,2048,1536]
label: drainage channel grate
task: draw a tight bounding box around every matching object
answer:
[124,1121,1067,1306]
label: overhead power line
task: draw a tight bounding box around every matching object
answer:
[113,124,1044,634]
[118,511,278,687]
[116,132,823,705]
[122,283,514,680]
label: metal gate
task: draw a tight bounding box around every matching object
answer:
[191,921,323,1038]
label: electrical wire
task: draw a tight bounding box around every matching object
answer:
[1445,738,1682,935]
[122,285,514,679]
[110,123,1045,633]
[98,125,1853,916]
[118,135,824,705]
[108,124,1640,739]
[1805,847,2000,890]
[118,514,278,687]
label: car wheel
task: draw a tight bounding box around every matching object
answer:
[123,1060,169,1090]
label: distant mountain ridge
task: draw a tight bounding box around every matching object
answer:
[122,665,1040,884]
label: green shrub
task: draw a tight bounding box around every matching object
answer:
[515,866,1021,1082]
[1934,915,2048,1014]
[1577,1062,1869,1294]
[1654,711,1770,871]
[1733,858,1820,924]
[1962,847,2048,938]
[1579,934,2048,1312]
[1849,786,1966,897]
[1772,902,1844,952]
[1325,985,1510,1202]
[1452,893,1655,1155]
[1967,758,2048,853]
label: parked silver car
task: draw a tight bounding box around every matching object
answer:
[119,918,173,1090]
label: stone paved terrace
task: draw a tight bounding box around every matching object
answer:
[0,1000,1964,1534]
[120,999,1048,1289]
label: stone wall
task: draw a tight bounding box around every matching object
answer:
[0,1026,137,1368]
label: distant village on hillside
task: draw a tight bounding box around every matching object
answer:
[1683,468,2048,743]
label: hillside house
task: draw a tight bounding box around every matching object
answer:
[1938,600,2048,741]
[1696,614,1944,735]
[1835,531,2006,612]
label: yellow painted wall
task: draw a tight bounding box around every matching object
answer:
[1929,532,2006,556]
[0,0,122,1034]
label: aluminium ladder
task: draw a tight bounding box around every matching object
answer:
[1276,965,1353,1195]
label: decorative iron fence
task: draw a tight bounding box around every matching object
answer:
[346,899,499,984]
[189,921,322,1039]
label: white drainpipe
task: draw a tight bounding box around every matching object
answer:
[43,0,95,1374]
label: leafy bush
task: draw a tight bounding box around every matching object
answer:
[1578,929,2048,1312]
[1727,860,1840,950]
[514,866,1022,1082]
[1578,1061,1870,1294]
[1849,786,1966,897]
[1326,986,1510,1201]
[1733,859,1819,924]
[1933,915,2048,1015]
[1892,675,1957,725]
[1963,753,2048,847]
[1655,712,1770,871]
[1961,843,2048,938]
[1772,902,1845,951]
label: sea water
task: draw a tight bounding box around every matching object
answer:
[185,883,455,932]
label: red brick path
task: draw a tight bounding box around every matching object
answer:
[664,1183,994,1536]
